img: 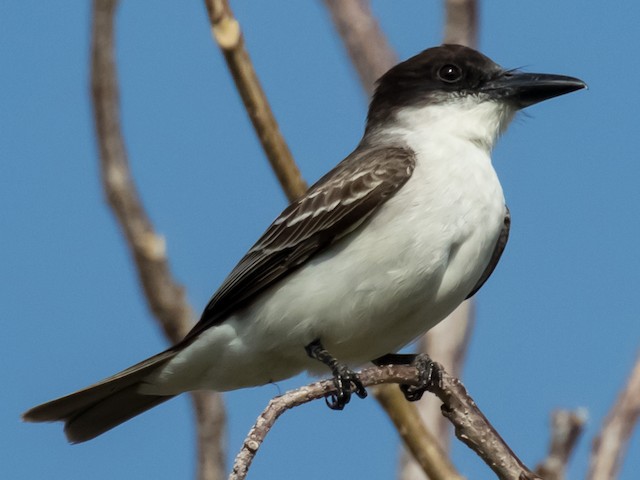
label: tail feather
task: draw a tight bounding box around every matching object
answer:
[23,349,178,443]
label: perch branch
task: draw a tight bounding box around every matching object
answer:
[588,352,640,480]
[90,2,226,479]
[204,0,307,201]
[230,363,540,480]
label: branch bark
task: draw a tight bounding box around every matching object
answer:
[230,363,539,480]
[90,2,225,479]
[588,352,640,480]
[204,0,307,201]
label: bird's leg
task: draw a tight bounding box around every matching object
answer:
[305,339,367,410]
[372,353,443,401]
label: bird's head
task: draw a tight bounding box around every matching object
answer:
[366,44,586,149]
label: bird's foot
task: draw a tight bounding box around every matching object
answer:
[325,363,367,410]
[400,354,443,401]
[372,352,442,402]
[305,339,367,410]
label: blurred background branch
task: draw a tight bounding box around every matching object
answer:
[204,0,307,201]
[90,1,226,479]
[322,0,397,95]
[588,353,640,480]
[535,409,586,480]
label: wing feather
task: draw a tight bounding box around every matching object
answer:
[183,146,415,341]
[465,207,510,299]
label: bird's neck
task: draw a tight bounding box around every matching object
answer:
[365,98,516,154]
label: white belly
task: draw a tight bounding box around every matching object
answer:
[143,139,506,395]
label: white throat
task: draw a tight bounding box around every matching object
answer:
[372,96,516,153]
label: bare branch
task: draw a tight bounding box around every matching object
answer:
[90,2,225,478]
[193,392,228,480]
[373,385,463,480]
[535,409,587,480]
[322,0,398,95]
[204,0,307,201]
[588,352,640,480]
[443,0,478,48]
[91,0,192,343]
[230,363,539,480]
[229,366,419,480]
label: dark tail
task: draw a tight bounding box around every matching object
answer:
[23,349,177,443]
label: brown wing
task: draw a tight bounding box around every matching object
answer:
[466,207,511,299]
[183,146,415,341]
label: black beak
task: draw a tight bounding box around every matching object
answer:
[482,71,587,108]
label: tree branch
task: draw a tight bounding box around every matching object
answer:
[192,392,228,480]
[204,0,307,201]
[230,363,539,480]
[588,352,640,480]
[535,409,586,480]
[443,0,478,48]
[321,0,397,95]
[91,0,192,342]
[90,2,225,479]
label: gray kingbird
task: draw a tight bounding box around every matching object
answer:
[23,44,586,443]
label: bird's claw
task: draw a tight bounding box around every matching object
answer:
[400,354,443,402]
[325,364,367,410]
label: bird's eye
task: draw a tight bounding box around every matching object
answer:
[437,64,463,83]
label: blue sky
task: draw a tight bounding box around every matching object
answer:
[4,1,640,479]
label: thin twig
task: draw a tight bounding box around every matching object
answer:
[322,0,397,95]
[535,409,587,480]
[204,0,307,201]
[90,2,225,479]
[229,363,538,480]
[443,0,478,48]
[588,352,640,480]
[228,366,419,480]
[373,385,464,480]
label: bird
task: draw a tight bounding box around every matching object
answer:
[23,44,586,443]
